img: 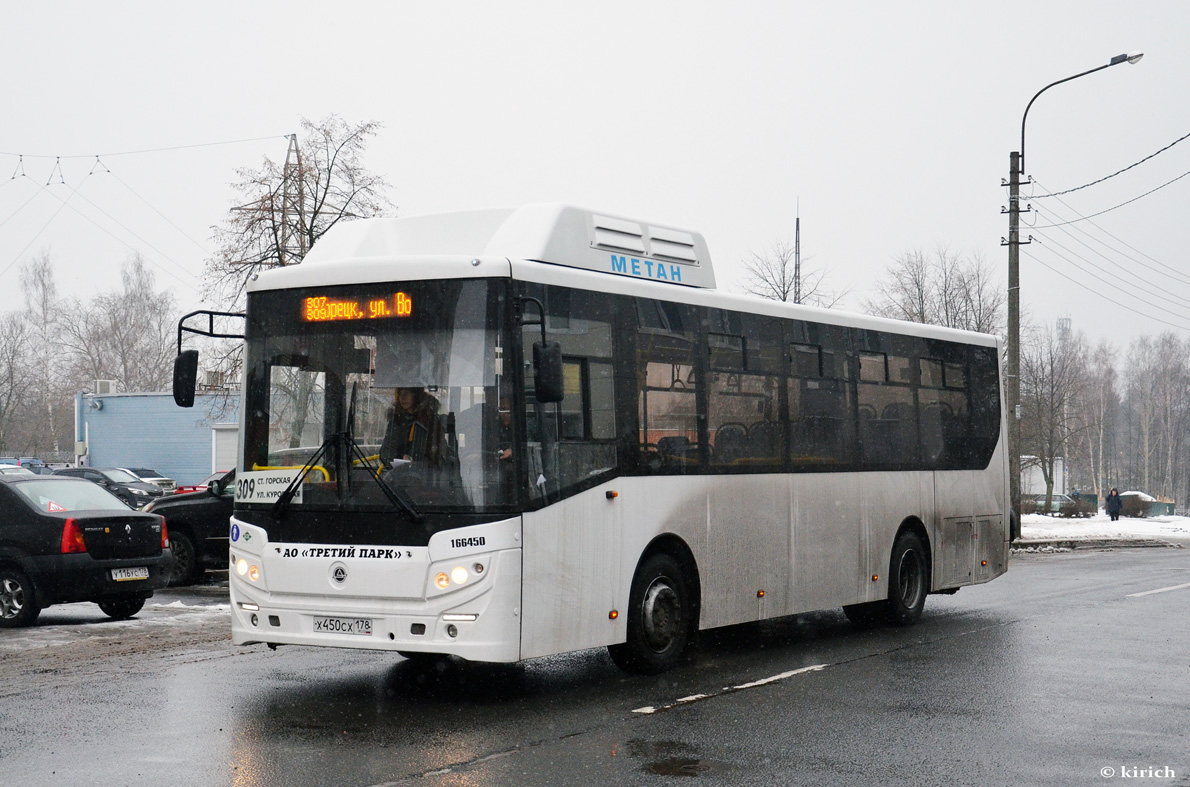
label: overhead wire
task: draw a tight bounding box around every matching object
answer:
[1029,129,1190,199]
[1032,203,1190,289]
[1029,177,1190,285]
[67,184,203,284]
[1030,168,1190,228]
[0,173,94,281]
[0,134,286,160]
[1022,248,1190,333]
[107,168,210,255]
[0,134,283,287]
[1029,233,1190,316]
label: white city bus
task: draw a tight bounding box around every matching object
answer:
[175,204,1009,674]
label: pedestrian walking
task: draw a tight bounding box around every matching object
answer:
[1105,487,1123,521]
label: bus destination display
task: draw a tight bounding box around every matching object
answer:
[303,293,413,322]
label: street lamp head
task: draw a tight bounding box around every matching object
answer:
[1110,51,1144,66]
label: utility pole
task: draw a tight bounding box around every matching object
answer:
[1003,152,1027,541]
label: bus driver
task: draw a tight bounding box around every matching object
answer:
[379,387,439,467]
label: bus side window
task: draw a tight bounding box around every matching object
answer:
[524,284,618,500]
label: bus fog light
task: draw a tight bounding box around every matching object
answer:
[446,624,458,638]
[451,566,469,585]
[435,572,450,589]
[250,614,259,627]
[236,558,249,576]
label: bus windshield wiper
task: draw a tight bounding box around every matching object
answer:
[271,433,335,519]
[272,385,424,522]
[269,431,424,522]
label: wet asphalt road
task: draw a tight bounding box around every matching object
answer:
[1,549,1187,787]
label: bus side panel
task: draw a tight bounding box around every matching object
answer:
[855,470,935,605]
[705,474,791,624]
[933,439,1009,589]
[520,481,624,659]
[790,472,865,612]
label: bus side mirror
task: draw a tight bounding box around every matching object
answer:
[533,341,564,403]
[173,350,199,408]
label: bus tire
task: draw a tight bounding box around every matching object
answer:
[608,553,692,675]
[886,531,928,626]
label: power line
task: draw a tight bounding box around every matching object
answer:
[1030,168,1190,229]
[66,185,202,284]
[1030,177,1190,285]
[1022,248,1190,333]
[0,134,286,160]
[107,169,210,255]
[1029,129,1190,199]
[1030,233,1190,316]
[0,174,93,281]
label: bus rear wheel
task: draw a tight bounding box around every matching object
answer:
[886,531,928,626]
[608,553,692,675]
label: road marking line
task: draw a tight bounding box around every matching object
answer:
[731,664,826,690]
[632,663,827,715]
[1127,581,1190,598]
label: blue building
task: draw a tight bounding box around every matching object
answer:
[75,392,239,486]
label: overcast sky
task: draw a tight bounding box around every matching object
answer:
[3,2,1188,351]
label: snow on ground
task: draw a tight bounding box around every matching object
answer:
[1021,511,1190,544]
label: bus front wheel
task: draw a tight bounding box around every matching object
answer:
[608,553,692,675]
[886,531,928,626]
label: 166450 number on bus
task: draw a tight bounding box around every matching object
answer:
[313,617,373,636]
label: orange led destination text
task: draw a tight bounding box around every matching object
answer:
[304,293,413,322]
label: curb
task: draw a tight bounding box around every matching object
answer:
[1012,538,1184,551]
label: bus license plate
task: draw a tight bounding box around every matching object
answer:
[313,616,373,636]
[111,567,149,581]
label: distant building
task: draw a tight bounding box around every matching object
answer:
[1021,455,1065,496]
[75,392,238,485]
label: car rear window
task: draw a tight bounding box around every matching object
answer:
[128,468,162,477]
[11,479,130,512]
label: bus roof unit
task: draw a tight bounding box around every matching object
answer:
[299,203,716,289]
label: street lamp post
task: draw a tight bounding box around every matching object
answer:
[1005,51,1142,540]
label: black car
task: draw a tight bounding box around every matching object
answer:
[0,474,173,627]
[144,469,234,585]
[53,467,166,509]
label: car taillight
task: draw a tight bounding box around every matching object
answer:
[61,518,87,554]
[159,515,169,548]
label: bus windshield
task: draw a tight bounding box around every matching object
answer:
[241,278,518,515]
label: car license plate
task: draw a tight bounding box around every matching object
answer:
[313,616,372,636]
[111,567,149,581]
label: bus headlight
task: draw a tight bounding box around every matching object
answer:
[235,557,261,582]
[451,566,469,585]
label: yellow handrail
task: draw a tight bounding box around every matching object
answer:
[252,463,331,482]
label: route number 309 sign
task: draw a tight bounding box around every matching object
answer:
[234,469,304,504]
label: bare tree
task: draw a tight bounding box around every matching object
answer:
[741,241,846,307]
[60,255,177,393]
[0,313,34,452]
[20,251,72,456]
[204,115,393,306]
[864,246,1005,334]
[1072,340,1119,496]
[1019,321,1087,505]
